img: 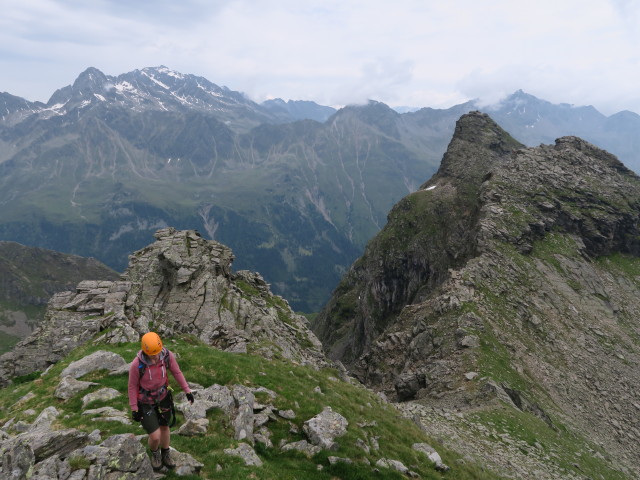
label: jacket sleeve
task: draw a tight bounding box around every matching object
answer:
[128,358,141,411]
[168,351,191,393]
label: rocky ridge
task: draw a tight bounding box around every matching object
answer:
[0,227,326,385]
[313,112,640,478]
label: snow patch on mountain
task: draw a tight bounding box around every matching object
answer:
[156,66,184,79]
[142,70,170,90]
[114,81,135,93]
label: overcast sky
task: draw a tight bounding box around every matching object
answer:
[1,0,639,115]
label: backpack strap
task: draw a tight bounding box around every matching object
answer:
[163,350,171,375]
[137,350,172,404]
[137,349,171,379]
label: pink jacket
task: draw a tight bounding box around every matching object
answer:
[128,348,191,410]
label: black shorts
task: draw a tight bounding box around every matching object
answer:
[139,394,174,434]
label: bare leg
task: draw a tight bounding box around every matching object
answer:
[159,426,171,449]
[148,428,161,451]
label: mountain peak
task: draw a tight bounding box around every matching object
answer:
[37,66,287,132]
[330,100,401,137]
[510,88,535,100]
[72,67,109,91]
[138,65,187,84]
[433,111,523,184]
[451,110,523,148]
[261,98,336,122]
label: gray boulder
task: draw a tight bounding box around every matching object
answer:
[177,418,209,436]
[224,442,263,467]
[101,434,151,472]
[278,409,296,420]
[0,428,90,473]
[82,407,131,425]
[303,407,348,450]
[68,433,155,479]
[0,437,35,479]
[29,429,90,463]
[171,448,205,476]
[281,440,321,457]
[394,371,426,401]
[413,442,450,471]
[328,456,353,465]
[376,458,409,474]
[60,351,128,379]
[30,406,60,431]
[81,387,121,408]
[176,384,234,420]
[55,376,99,400]
[30,454,69,479]
[233,385,255,444]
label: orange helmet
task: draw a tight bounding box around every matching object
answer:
[141,332,163,356]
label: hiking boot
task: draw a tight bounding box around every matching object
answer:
[161,448,175,469]
[150,449,162,470]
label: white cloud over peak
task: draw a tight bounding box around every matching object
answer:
[1,0,639,115]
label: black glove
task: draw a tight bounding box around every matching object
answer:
[132,410,143,422]
[186,392,195,404]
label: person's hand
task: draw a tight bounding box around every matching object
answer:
[186,392,195,404]
[132,410,143,422]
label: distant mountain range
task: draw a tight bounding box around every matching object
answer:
[0,67,638,312]
[0,242,118,353]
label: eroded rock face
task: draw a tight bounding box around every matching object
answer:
[0,228,327,385]
[313,112,640,476]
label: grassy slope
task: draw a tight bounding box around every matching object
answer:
[0,336,501,480]
[467,233,637,480]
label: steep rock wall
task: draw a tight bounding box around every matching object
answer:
[313,112,640,476]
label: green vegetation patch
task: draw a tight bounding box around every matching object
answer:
[597,252,640,286]
[476,324,529,392]
[0,335,502,480]
[531,232,582,268]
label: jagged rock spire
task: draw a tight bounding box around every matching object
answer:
[0,228,327,386]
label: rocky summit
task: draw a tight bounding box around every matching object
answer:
[314,112,640,477]
[0,227,326,385]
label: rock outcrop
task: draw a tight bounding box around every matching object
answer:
[0,228,327,385]
[313,112,640,477]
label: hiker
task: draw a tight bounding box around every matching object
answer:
[128,331,195,470]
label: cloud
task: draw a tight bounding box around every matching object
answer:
[0,0,639,114]
[331,58,414,106]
